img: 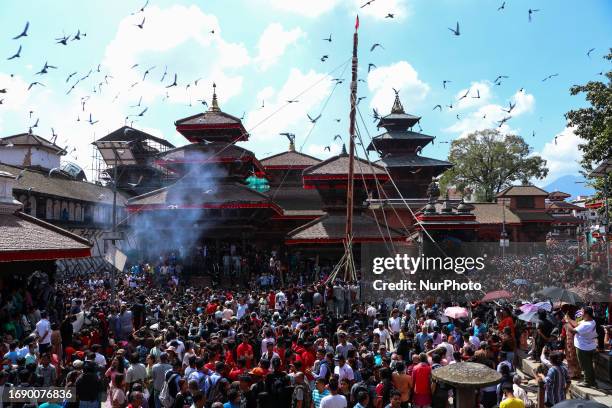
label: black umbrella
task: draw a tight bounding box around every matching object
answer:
[538,287,583,304]
[553,399,608,408]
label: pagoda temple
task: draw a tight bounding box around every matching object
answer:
[368,92,452,198]
[126,85,283,261]
[286,145,405,253]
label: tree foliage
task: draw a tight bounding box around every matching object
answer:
[440,129,548,202]
[565,49,611,200]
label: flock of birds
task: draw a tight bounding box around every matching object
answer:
[0,0,604,165]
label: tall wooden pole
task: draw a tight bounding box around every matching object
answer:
[345,17,359,281]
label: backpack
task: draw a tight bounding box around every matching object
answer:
[159,373,179,408]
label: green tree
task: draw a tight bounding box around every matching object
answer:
[440,129,548,202]
[565,49,611,204]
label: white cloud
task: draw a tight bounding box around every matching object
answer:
[367,61,430,114]
[264,0,344,18]
[454,81,492,110]
[255,23,305,71]
[244,68,332,152]
[306,143,342,159]
[445,89,535,138]
[538,127,582,184]
[353,0,409,21]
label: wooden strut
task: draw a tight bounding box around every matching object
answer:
[343,20,359,283]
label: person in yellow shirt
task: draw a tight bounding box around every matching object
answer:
[499,384,525,408]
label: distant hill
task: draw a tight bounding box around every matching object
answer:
[542,174,595,199]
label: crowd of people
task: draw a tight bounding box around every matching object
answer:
[0,243,610,408]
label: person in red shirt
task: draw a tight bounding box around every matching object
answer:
[411,353,432,408]
[498,308,516,339]
[267,291,275,310]
[236,335,254,368]
[228,356,249,381]
[300,342,316,370]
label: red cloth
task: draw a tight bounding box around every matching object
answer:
[236,343,254,368]
[411,363,432,396]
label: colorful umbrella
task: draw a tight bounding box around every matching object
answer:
[481,290,512,302]
[519,301,552,314]
[443,306,469,319]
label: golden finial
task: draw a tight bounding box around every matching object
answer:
[210,82,220,112]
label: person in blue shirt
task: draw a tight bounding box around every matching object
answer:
[3,342,19,365]
[473,317,488,337]
[416,326,431,352]
[223,389,241,408]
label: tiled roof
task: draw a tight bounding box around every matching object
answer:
[267,186,325,217]
[547,191,571,199]
[546,201,585,211]
[496,185,549,197]
[372,130,435,142]
[304,154,387,176]
[127,179,280,214]
[1,133,65,153]
[0,211,91,260]
[261,150,321,169]
[375,154,453,168]
[514,211,555,222]
[0,163,128,205]
[158,142,255,162]
[175,110,243,126]
[471,203,522,224]
[286,213,405,243]
[551,214,581,223]
[95,126,174,148]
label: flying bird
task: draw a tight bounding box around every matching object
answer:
[458,89,469,100]
[442,80,451,89]
[65,72,77,82]
[542,73,558,82]
[372,108,380,121]
[324,146,331,152]
[497,2,505,11]
[554,135,558,145]
[160,66,168,82]
[56,34,70,45]
[497,116,511,127]
[130,96,143,108]
[586,48,595,58]
[433,105,442,111]
[357,96,366,104]
[27,82,44,90]
[142,66,156,81]
[385,14,394,19]
[323,34,332,42]
[370,43,384,52]
[165,73,177,88]
[35,61,58,75]
[320,55,329,62]
[528,9,540,22]
[333,135,343,142]
[72,29,85,40]
[360,0,376,8]
[307,113,322,124]
[287,99,299,103]
[136,107,148,117]
[32,118,39,128]
[135,17,146,29]
[448,22,460,36]
[472,89,481,99]
[368,63,377,72]
[12,22,29,39]
[88,113,98,125]
[79,69,92,81]
[132,0,149,14]
[7,45,22,60]
[502,101,516,113]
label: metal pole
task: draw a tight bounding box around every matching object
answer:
[604,178,611,276]
[110,155,118,306]
[344,19,359,282]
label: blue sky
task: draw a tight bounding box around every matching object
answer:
[0,0,610,186]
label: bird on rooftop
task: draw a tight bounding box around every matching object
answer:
[12,22,29,39]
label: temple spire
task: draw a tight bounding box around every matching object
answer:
[210,82,220,112]
[391,88,405,114]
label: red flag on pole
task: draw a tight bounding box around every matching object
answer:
[355,15,360,30]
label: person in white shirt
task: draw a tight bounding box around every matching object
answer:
[388,309,402,335]
[374,322,391,349]
[35,311,51,354]
[236,299,248,320]
[333,355,354,382]
[275,290,287,311]
[565,306,598,387]
[320,378,347,408]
